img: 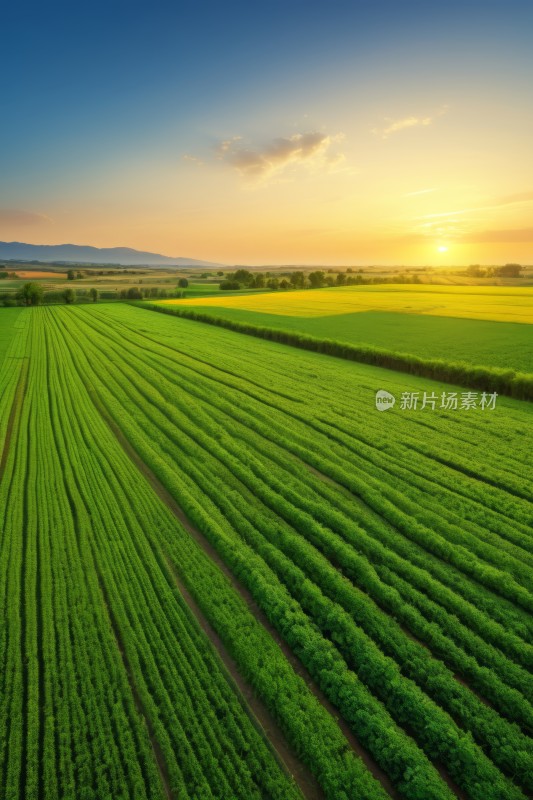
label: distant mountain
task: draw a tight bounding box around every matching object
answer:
[0,241,223,268]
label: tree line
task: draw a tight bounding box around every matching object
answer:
[1,283,185,306]
[220,268,424,290]
[464,263,523,278]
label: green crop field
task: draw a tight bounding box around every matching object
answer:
[158,284,533,373]
[155,305,532,373]
[1,301,532,800]
[0,308,24,368]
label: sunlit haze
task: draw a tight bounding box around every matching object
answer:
[1,0,532,265]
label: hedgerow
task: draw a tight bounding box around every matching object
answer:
[139,302,533,399]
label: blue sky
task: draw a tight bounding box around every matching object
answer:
[2,0,532,263]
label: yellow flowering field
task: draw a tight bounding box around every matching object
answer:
[161,284,533,324]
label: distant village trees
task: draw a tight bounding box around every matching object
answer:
[465,263,522,278]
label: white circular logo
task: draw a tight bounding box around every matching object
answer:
[375,390,396,411]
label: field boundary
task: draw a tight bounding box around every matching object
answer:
[137,302,533,400]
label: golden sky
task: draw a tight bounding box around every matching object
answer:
[2,2,532,265]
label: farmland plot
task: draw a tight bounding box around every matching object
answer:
[158,284,533,373]
[161,283,533,324]
[1,301,532,800]
[0,310,321,800]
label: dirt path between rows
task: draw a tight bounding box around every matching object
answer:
[302,462,470,800]
[91,387,400,800]
[163,556,321,800]
[306,458,499,714]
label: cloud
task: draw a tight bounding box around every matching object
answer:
[215,131,345,182]
[0,209,52,225]
[404,188,437,197]
[460,228,533,244]
[387,226,533,246]
[490,191,533,207]
[183,153,206,167]
[380,116,433,137]
[411,190,533,220]
[374,106,448,140]
[416,209,471,220]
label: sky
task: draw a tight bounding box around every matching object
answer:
[1,0,533,265]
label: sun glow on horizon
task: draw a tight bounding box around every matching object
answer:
[438,246,449,253]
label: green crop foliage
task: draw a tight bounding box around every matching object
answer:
[144,303,533,400]
[152,305,533,372]
[0,308,25,369]
[1,301,532,800]
[0,309,316,800]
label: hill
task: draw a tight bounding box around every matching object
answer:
[0,240,223,267]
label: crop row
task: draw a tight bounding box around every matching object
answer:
[48,307,312,799]
[78,305,533,654]
[69,305,533,657]
[54,304,533,800]
[1,309,325,799]
[138,302,531,488]
[141,302,533,399]
[1,316,169,800]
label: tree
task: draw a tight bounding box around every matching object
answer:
[217,271,224,276]
[336,272,346,286]
[126,287,143,299]
[89,288,99,303]
[63,288,75,304]
[496,263,522,278]
[17,282,44,306]
[290,271,305,289]
[465,265,485,278]
[220,280,241,290]
[67,269,76,280]
[252,273,265,288]
[267,278,279,290]
[279,279,290,290]
[308,271,326,288]
[178,278,189,288]
[233,269,254,285]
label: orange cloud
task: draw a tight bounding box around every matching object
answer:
[460,228,533,243]
[373,106,448,139]
[215,131,345,183]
